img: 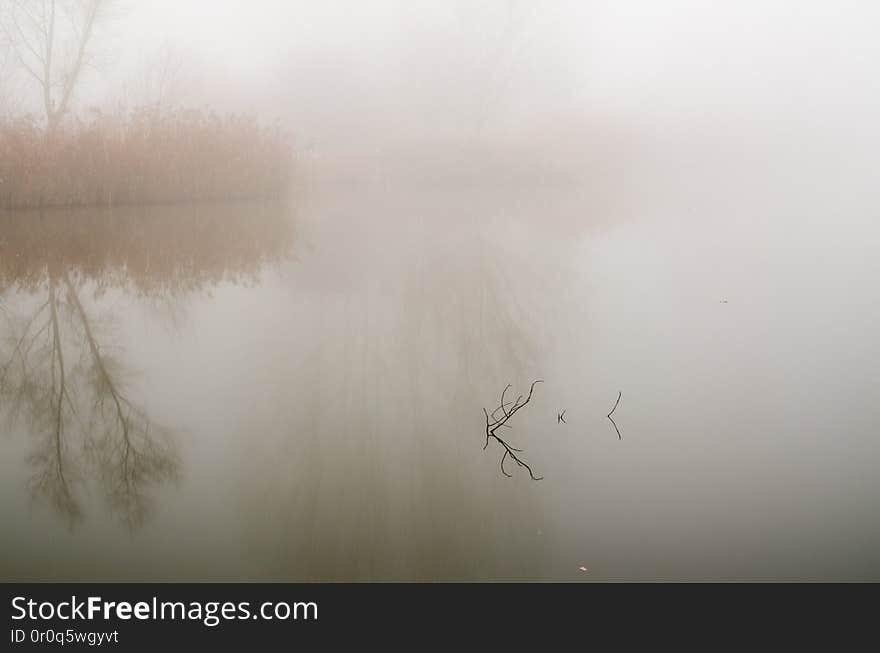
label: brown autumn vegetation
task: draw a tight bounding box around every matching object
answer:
[0,106,293,209]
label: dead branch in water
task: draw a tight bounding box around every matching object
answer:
[607,391,622,440]
[483,380,544,480]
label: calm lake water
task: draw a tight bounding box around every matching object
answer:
[1,185,878,580]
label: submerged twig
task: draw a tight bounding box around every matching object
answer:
[607,391,622,440]
[483,380,544,480]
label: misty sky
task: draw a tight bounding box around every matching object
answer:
[4,1,880,167]
[101,2,880,116]
[3,1,880,583]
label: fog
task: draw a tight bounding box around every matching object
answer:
[1,1,879,580]
[7,1,880,186]
[83,1,877,183]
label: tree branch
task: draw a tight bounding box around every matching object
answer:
[482,379,544,480]
[607,391,622,440]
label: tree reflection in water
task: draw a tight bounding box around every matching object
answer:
[0,202,295,528]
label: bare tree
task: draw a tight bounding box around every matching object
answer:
[0,271,179,528]
[0,21,23,118]
[0,0,111,134]
[64,274,180,529]
[454,0,533,139]
[130,42,189,115]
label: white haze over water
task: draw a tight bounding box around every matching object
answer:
[101,2,880,135]
[8,1,878,188]
[1,1,879,580]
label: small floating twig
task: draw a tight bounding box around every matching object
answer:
[607,391,622,440]
[482,380,544,480]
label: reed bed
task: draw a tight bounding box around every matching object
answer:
[0,107,292,209]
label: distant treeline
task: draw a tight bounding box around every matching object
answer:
[0,107,292,209]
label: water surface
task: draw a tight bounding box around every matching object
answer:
[1,187,878,580]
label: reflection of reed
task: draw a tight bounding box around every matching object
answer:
[0,201,296,297]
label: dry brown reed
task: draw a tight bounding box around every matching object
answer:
[0,107,292,209]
